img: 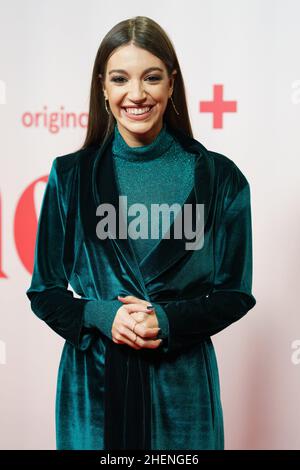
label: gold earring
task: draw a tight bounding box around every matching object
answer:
[104,98,110,115]
[170,95,179,115]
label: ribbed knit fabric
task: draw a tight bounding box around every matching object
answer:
[84,120,195,344]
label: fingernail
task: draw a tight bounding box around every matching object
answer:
[147,305,153,309]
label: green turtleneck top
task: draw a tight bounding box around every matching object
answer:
[83,121,196,346]
[111,121,195,263]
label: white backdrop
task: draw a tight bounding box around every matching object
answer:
[0,0,299,450]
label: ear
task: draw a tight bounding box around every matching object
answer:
[98,73,107,96]
[169,69,177,94]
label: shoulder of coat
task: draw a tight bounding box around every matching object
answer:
[208,150,236,171]
[208,150,250,190]
[53,146,96,174]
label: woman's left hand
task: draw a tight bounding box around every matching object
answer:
[117,295,160,331]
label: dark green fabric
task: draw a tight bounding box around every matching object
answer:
[158,162,256,354]
[83,299,123,340]
[26,121,256,450]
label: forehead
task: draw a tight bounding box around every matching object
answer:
[107,44,165,71]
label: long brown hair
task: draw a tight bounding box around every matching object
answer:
[80,16,194,151]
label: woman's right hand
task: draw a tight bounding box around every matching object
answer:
[111,303,162,350]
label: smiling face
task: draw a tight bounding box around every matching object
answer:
[101,43,177,147]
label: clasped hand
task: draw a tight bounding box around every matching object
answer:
[111,295,162,350]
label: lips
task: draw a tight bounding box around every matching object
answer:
[120,104,156,121]
[121,105,155,110]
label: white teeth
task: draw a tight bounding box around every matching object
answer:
[125,106,152,115]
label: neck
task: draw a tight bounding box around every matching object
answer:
[116,120,164,147]
[112,120,175,162]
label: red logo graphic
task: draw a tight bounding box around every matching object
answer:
[200,84,237,128]
[14,175,48,275]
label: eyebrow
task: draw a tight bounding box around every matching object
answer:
[108,67,164,75]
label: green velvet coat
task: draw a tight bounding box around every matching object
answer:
[26,123,256,450]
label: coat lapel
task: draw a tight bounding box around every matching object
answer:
[139,130,215,284]
[90,124,215,287]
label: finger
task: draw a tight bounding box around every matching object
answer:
[130,311,147,323]
[134,337,163,349]
[134,323,161,339]
[122,303,154,314]
[114,324,143,345]
[118,295,139,302]
[130,311,159,330]
[119,309,145,331]
[118,295,151,307]
[121,311,158,337]
[113,329,162,350]
[118,308,159,342]
[112,336,142,350]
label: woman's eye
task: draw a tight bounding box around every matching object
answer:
[110,77,126,83]
[146,76,161,82]
[110,75,162,83]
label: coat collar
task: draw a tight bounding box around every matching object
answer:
[90,123,215,286]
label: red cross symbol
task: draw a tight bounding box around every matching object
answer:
[199,84,237,128]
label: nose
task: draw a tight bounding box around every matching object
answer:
[127,80,147,102]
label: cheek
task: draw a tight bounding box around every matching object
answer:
[106,88,123,105]
[151,88,168,102]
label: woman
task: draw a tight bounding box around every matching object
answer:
[26,16,256,450]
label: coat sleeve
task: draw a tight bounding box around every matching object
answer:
[152,162,257,354]
[26,157,120,351]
